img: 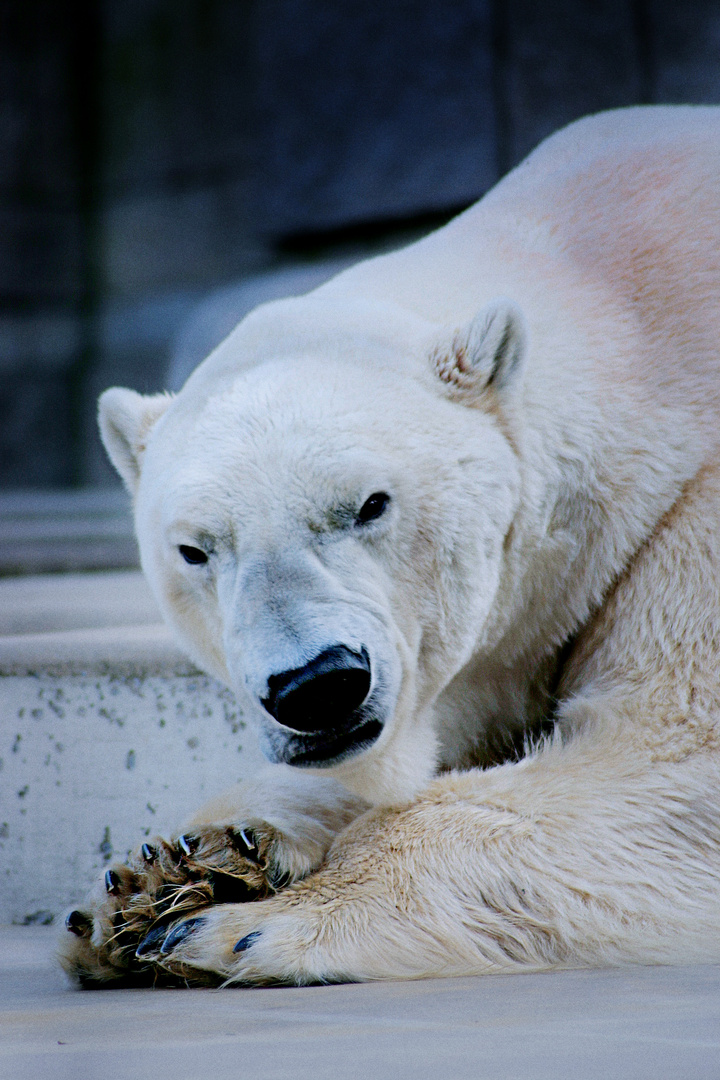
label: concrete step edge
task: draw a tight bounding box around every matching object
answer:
[0,623,199,677]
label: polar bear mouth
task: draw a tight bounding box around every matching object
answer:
[256,643,387,766]
[260,709,384,767]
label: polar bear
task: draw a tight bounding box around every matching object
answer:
[61,106,720,987]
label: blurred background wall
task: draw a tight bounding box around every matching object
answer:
[1,0,719,492]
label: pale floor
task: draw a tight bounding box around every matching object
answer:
[2,926,720,1080]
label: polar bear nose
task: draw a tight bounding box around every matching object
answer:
[261,645,371,732]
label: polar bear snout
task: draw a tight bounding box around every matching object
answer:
[213,547,401,767]
[251,641,390,767]
[261,645,372,733]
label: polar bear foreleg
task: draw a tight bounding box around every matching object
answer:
[144,726,720,985]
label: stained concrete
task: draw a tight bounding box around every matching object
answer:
[0,570,265,924]
[2,927,720,1080]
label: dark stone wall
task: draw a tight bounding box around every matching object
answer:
[252,1,498,235]
[494,0,646,169]
[1,0,719,487]
[99,0,261,297]
[0,1,95,486]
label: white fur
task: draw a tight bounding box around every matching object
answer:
[88,106,720,984]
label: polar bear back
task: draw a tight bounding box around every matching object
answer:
[348,105,720,321]
[179,106,720,472]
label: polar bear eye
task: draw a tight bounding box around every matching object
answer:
[178,544,209,566]
[356,492,391,526]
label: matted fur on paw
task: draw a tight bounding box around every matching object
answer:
[58,821,295,987]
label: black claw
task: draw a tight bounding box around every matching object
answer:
[136,923,171,958]
[141,843,156,863]
[160,917,206,955]
[177,834,196,858]
[105,869,121,895]
[65,910,91,937]
[233,931,261,954]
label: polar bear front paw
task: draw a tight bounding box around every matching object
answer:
[58,820,308,986]
[128,895,337,987]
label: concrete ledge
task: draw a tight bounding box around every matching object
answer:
[0,569,161,636]
[0,489,138,574]
[0,570,192,675]
[0,571,264,924]
[0,624,196,677]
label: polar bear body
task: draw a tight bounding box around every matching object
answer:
[62,106,720,985]
[127,104,720,798]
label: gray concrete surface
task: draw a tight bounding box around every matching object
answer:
[2,927,720,1080]
[0,489,138,575]
[0,571,265,924]
[0,570,160,636]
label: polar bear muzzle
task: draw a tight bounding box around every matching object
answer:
[258,645,383,766]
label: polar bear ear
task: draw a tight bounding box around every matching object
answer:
[433,300,527,396]
[98,387,174,495]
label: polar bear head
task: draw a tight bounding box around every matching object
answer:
[99,296,526,804]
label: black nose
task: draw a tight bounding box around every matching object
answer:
[261,646,371,732]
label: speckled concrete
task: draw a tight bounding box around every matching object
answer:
[0,571,265,924]
[2,927,720,1080]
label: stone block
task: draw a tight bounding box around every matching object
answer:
[0,569,265,923]
[0,490,138,574]
[0,667,260,923]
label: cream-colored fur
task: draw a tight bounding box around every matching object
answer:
[61,106,720,986]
